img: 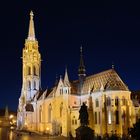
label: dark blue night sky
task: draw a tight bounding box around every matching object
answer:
[0,1,140,111]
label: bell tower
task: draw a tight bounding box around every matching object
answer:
[21,11,41,102]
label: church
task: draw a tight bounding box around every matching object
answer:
[17,11,136,137]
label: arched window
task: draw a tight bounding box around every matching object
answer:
[99,112,100,124]
[108,110,112,124]
[60,89,63,95]
[75,120,77,125]
[72,119,74,125]
[122,110,126,123]
[107,97,111,106]
[115,110,119,124]
[72,116,77,125]
[34,81,36,90]
[27,66,31,75]
[28,81,31,90]
[60,103,63,117]
[95,112,97,124]
[115,97,119,106]
[39,105,42,123]
[33,66,37,76]
[96,99,99,107]
[48,104,52,122]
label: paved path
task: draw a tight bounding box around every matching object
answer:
[0,127,69,140]
[11,132,69,140]
[14,135,68,140]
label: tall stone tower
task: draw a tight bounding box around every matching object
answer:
[21,11,41,102]
[17,11,41,129]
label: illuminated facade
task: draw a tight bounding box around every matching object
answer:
[17,11,136,137]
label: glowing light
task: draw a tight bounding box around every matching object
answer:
[108,111,112,124]
[9,115,14,119]
[10,126,14,130]
[25,122,28,126]
[46,127,49,131]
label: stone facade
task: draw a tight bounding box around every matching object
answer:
[17,11,136,137]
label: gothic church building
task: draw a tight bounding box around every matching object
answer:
[17,11,136,137]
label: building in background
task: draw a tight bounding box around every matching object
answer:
[17,11,136,137]
[0,106,17,128]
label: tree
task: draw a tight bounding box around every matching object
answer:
[128,119,140,140]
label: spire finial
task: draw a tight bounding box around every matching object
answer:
[55,74,58,85]
[78,45,86,77]
[30,10,34,18]
[27,10,35,40]
[112,62,114,69]
[64,66,70,84]
[5,105,9,119]
[80,45,83,53]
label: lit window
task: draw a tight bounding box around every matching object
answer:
[108,111,112,124]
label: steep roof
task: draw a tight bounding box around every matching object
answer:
[45,69,128,97]
[83,69,128,93]
[71,69,128,95]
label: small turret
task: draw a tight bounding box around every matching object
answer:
[64,67,70,86]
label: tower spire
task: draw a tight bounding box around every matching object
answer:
[78,46,86,76]
[112,62,115,69]
[27,11,35,40]
[64,67,70,84]
[5,105,9,120]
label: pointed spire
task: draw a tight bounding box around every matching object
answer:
[64,67,70,86]
[27,11,36,41]
[112,62,115,69]
[54,74,59,86]
[78,45,86,76]
[100,83,104,91]
[5,106,9,119]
